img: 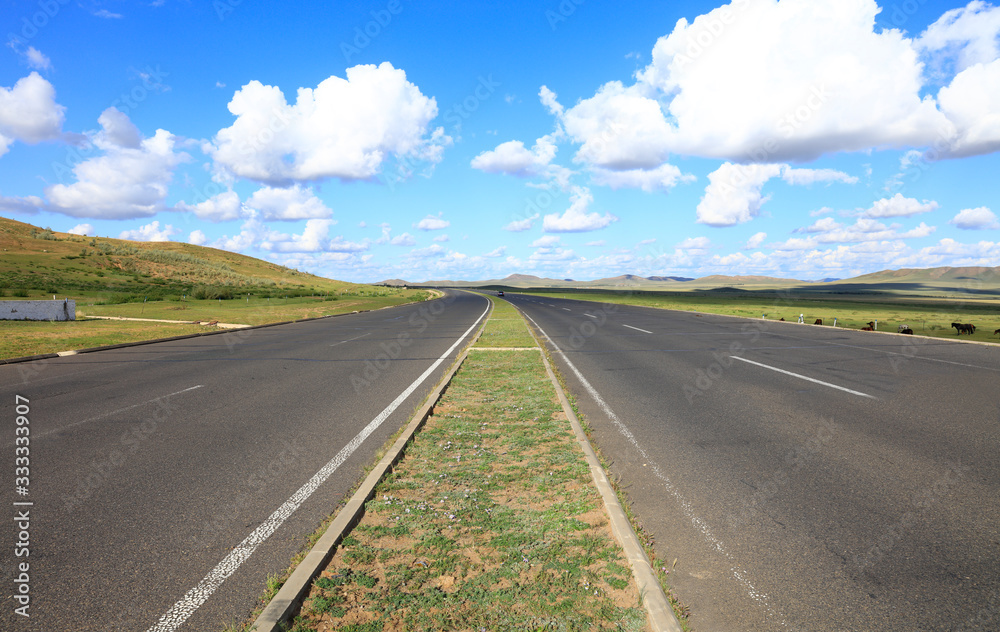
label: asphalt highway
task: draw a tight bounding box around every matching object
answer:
[505,292,1000,632]
[0,291,489,632]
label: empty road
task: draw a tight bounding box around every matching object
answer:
[505,292,1000,632]
[1,291,488,631]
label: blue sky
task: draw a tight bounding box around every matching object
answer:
[1,0,999,282]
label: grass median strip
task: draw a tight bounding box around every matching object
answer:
[287,296,647,631]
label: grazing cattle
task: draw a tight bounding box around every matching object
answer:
[900,328,913,335]
[779,317,785,321]
[814,319,823,325]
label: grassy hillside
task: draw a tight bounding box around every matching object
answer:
[0,216,353,300]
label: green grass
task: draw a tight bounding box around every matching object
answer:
[289,305,647,632]
[0,319,218,359]
[475,294,538,347]
[522,289,1000,344]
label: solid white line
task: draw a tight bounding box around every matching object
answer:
[35,385,204,440]
[521,312,786,623]
[330,332,371,346]
[731,356,877,399]
[146,299,490,632]
[623,324,653,334]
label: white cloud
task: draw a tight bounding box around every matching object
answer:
[390,232,416,246]
[543,187,618,233]
[676,236,710,251]
[797,217,843,233]
[433,234,449,242]
[484,246,507,257]
[696,163,861,226]
[539,85,564,118]
[585,240,606,247]
[247,185,333,221]
[589,163,695,192]
[935,59,1000,158]
[262,219,336,253]
[950,206,1000,229]
[188,230,208,246]
[917,1,1000,74]
[68,223,94,236]
[863,193,939,218]
[415,214,450,230]
[531,235,561,248]
[119,221,178,242]
[696,163,783,227]
[745,232,767,249]
[24,47,52,72]
[0,194,44,214]
[46,108,188,219]
[175,190,243,222]
[503,214,538,232]
[408,244,446,258]
[0,72,66,157]
[470,134,570,188]
[209,63,449,185]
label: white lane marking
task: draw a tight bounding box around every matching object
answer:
[330,332,371,347]
[146,300,490,632]
[623,324,653,334]
[562,308,571,311]
[731,356,876,399]
[522,312,787,627]
[35,385,204,440]
[585,313,597,318]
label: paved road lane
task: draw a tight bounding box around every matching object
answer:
[506,292,1000,632]
[0,291,489,632]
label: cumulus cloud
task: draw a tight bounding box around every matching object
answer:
[696,163,859,226]
[543,187,618,233]
[589,163,695,192]
[950,206,1000,229]
[119,221,178,242]
[262,219,336,253]
[862,193,939,218]
[415,214,450,230]
[471,134,571,188]
[209,63,449,186]
[917,1,1000,75]
[45,108,188,219]
[484,246,507,257]
[24,47,52,72]
[676,236,711,251]
[0,72,66,157]
[175,190,243,222]
[503,214,539,232]
[188,230,208,246]
[68,224,94,236]
[390,232,416,246]
[247,185,333,221]
[745,232,767,249]
[935,59,1000,157]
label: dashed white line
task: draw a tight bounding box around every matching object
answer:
[622,324,652,334]
[145,300,490,632]
[330,332,371,346]
[585,313,597,318]
[731,356,877,399]
[562,308,571,312]
[35,385,204,440]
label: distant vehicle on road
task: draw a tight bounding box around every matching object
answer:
[497,291,504,296]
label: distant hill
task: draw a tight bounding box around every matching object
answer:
[0,216,354,298]
[381,266,1000,298]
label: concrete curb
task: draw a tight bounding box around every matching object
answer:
[0,297,446,366]
[248,300,490,632]
[512,300,684,632]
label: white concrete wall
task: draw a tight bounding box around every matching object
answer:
[0,299,76,321]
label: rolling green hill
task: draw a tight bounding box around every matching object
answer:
[0,216,354,300]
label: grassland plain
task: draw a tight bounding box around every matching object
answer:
[280,296,653,632]
[521,289,1000,344]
